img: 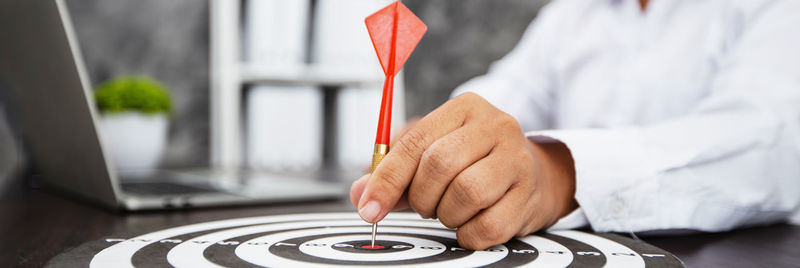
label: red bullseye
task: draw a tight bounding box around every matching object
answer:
[360,245,385,249]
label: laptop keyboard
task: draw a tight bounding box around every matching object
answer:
[121,182,217,196]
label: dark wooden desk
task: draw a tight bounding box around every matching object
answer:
[1,184,799,267]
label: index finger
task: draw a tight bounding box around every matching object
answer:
[357,93,480,223]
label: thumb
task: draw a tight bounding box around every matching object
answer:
[357,158,414,223]
[349,174,369,206]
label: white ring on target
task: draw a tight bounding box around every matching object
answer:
[516,236,573,267]
[299,235,445,261]
[235,226,508,268]
[550,230,645,268]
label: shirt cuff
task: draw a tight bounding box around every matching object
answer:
[548,207,589,230]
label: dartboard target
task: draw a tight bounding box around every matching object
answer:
[52,212,683,267]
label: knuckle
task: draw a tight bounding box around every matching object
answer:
[396,129,428,159]
[496,113,520,131]
[461,92,488,105]
[456,92,479,103]
[439,215,460,229]
[456,229,485,250]
[475,216,508,244]
[420,144,456,178]
[514,147,534,166]
[454,93,491,117]
[513,151,537,182]
[376,164,409,194]
[409,203,432,218]
[437,204,463,228]
[452,176,488,208]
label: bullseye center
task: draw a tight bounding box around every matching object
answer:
[331,240,414,254]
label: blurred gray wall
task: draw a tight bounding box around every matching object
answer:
[0,0,548,191]
[404,0,549,117]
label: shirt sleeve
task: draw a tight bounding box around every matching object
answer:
[529,1,800,233]
[450,3,561,132]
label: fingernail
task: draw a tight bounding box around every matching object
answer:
[358,200,381,223]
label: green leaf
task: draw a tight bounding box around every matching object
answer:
[94,75,172,114]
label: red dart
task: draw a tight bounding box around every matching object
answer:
[366,0,427,151]
[364,0,426,249]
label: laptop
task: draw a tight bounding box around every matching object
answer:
[0,0,346,210]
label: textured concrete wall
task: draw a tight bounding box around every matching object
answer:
[403,0,549,117]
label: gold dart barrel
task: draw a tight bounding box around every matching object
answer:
[371,144,389,172]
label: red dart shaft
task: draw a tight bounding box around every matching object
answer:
[374,74,394,146]
[375,2,399,147]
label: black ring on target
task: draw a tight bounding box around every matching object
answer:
[268,232,469,265]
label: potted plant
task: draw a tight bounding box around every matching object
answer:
[94,76,171,175]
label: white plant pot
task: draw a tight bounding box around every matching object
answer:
[99,112,168,175]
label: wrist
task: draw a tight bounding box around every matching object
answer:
[528,138,578,224]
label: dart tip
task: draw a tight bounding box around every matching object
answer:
[371,222,378,247]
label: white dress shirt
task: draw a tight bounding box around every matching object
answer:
[453,0,800,233]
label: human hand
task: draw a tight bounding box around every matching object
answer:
[350,92,578,250]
